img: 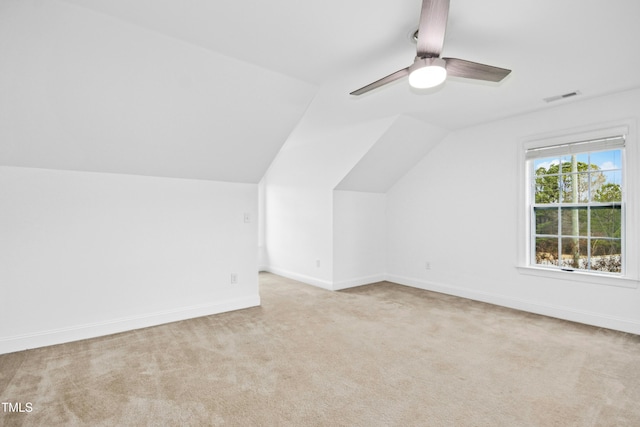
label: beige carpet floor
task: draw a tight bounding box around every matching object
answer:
[1,272,639,426]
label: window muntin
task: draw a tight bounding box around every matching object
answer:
[529,142,624,274]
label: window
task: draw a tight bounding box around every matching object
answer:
[525,136,625,275]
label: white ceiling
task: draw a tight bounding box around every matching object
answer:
[2,0,640,183]
[58,0,640,127]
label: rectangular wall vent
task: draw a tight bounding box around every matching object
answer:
[543,90,581,103]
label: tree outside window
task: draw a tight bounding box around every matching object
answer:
[532,148,623,273]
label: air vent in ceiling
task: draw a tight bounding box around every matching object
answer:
[543,91,581,103]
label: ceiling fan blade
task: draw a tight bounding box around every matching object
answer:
[350,67,410,96]
[444,58,511,82]
[416,0,450,58]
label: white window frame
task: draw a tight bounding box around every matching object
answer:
[517,120,639,288]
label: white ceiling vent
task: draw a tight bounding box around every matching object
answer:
[543,91,581,103]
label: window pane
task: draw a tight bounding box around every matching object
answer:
[577,173,590,202]
[591,238,622,257]
[561,237,588,270]
[533,158,559,174]
[592,171,622,202]
[534,207,558,235]
[590,239,622,273]
[561,172,590,203]
[560,153,588,170]
[559,160,571,175]
[590,206,621,238]
[591,150,621,171]
[560,173,572,203]
[535,175,560,204]
[528,142,624,275]
[560,207,587,236]
[535,237,558,266]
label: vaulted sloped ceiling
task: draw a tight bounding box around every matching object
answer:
[336,116,448,193]
[0,0,316,183]
[2,0,640,185]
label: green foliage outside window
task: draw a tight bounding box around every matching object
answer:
[532,152,622,273]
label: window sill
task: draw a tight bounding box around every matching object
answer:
[516,266,639,289]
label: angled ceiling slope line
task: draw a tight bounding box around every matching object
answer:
[264,115,398,190]
[335,115,448,193]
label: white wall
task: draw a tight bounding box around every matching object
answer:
[333,191,386,289]
[0,166,259,354]
[263,117,394,289]
[258,179,268,271]
[262,146,336,289]
[386,88,640,334]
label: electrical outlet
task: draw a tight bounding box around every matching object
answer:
[230,273,238,284]
[316,259,320,268]
[425,261,431,270]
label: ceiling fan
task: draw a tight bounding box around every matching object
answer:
[350,0,511,95]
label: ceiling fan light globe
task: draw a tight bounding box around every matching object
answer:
[409,64,447,89]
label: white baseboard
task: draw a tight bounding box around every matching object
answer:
[333,274,386,290]
[0,295,260,355]
[263,267,384,291]
[264,267,333,290]
[385,274,640,335]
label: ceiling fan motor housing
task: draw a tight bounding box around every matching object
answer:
[410,57,446,72]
